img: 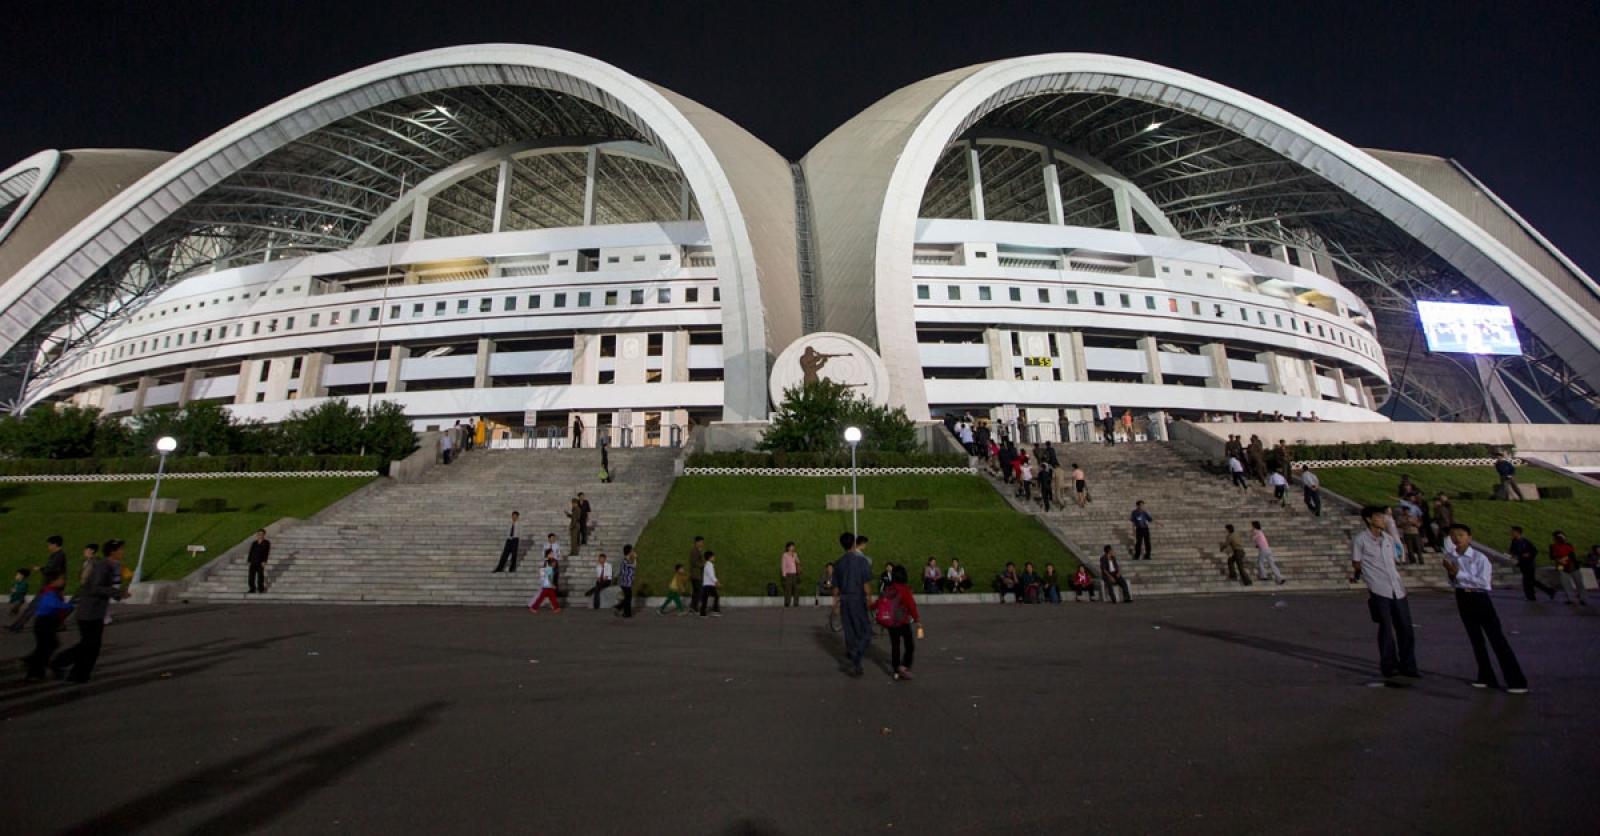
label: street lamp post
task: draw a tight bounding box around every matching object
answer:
[843,426,862,535]
[132,436,178,587]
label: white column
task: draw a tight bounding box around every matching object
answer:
[965,142,985,221]
[474,338,494,389]
[1041,150,1064,225]
[408,195,429,242]
[1328,366,1350,404]
[1203,343,1232,389]
[491,159,512,233]
[1068,332,1088,382]
[582,147,599,226]
[177,368,200,408]
[386,346,409,394]
[1138,336,1162,385]
[1112,187,1135,232]
[1255,351,1285,394]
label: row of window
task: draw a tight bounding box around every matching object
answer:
[136,284,305,322]
[82,285,722,371]
[913,283,1377,361]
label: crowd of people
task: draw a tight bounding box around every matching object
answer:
[8,535,131,683]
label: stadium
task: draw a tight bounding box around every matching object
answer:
[2,46,1597,441]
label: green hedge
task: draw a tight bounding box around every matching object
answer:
[1290,442,1504,462]
[688,450,969,469]
[0,454,383,476]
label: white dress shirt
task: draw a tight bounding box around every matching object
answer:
[702,561,719,587]
[1300,470,1320,490]
[596,560,613,581]
[546,541,562,561]
[506,520,521,540]
[1352,529,1406,599]
[1445,540,1495,592]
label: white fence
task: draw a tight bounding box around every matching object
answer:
[1303,458,1521,469]
[0,470,379,484]
[682,466,977,477]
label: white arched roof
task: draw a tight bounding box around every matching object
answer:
[0,45,797,421]
[802,54,1600,419]
[0,150,61,248]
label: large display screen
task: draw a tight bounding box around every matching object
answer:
[1417,301,1522,356]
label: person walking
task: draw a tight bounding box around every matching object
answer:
[1247,435,1268,485]
[1299,465,1322,516]
[577,493,593,546]
[878,565,921,681]
[1549,531,1587,606]
[585,553,613,608]
[1227,454,1249,490]
[1350,506,1419,681]
[492,512,522,573]
[780,542,802,607]
[51,538,125,683]
[528,553,562,613]
[440,426,455,465]
[688,536,706,612]
[833,533,874,674]
[614,545,638,618]
[1268,470,1288,506]
[1099,545,1132,603]
[23,577,71,680]
[1130,501,1152,560]
[658,564,689,615]
[599,440,612,484]
[699,551,722,617]
[1219,524,1253,586]
[1493,452,1524,500]
[566,498,584,558]
[1250,521,1285,585]
[1442,524,1528,693]
[8,568,30,617]
[38,535,67,587]
[1508,526,1555,601]
[1037,461,1055,511]
[246,529,272,593]
[1071,464,1089,508]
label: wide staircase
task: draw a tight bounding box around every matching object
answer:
[185,446,679,606]
[988,440,1458,596]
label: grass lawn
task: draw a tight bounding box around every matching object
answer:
[1313,464,1600,559]
[632,475,1076,597]
[0,477,373,593]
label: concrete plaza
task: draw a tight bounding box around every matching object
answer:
[3,591,1595,834]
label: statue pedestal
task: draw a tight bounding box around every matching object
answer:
[825,494,863,511]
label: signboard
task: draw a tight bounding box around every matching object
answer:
[1417,301,1522,356]
[1023,356,1052,367]
[522,410,538,428]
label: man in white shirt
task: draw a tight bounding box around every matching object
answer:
[1299,465,1322,516]
[585,553,613,609]
[1268,471,1288,506]
[492,511,522,573]
[544,533,563,563]
[1443,524,1528,693]
[1350,506,1419,680]
[699,551,721,617]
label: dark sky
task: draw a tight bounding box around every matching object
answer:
[6,0,1597,278]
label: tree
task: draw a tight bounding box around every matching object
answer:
[362,400,417,462]
[282,400,366,455]
[0,404,103,458]
[760,380,918,454]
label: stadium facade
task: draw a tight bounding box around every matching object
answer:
[1,46,1596,444]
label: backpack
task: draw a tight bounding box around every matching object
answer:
[875,586,909,628]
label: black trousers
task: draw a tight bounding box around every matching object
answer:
[1133,527,1151,560]
[617,585,633,617]
[888,623,915,670]
[25,616,61,679]
[689,580,703,610]
[1454,590,1526,688]
[494,538,520,572]
[1038,485,1052,511]
[1304,488,1322,516]
[248,562,266,593]
[699,585,720,615]
[1517,559,1554,600]
[1367,594,1418,678]
[587,579,611,608]
[54,617,106,682]
[1225,550,1252,584]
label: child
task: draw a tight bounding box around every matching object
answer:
[659,564,689,615]
[699,551,721,617]
[1070,565,1099,602]
[528,553,561,613]
[9,568,30,616]
[25,579,72,680]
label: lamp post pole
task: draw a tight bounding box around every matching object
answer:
[844,426,862,535]
[133,436,178,587]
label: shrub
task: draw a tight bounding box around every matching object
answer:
[90,499,125,513]
[1289,441,1503,462]
[893,498,930,510]
[192,498,228,513]
[760,380,919,454]
[0,454,382,477]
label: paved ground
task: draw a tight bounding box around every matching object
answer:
[3,591,1596,834]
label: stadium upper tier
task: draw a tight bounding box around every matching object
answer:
[1,47,1595,437]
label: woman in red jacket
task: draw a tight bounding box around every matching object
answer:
[878,565,923,681]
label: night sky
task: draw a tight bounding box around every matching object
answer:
[5,0,1597,278]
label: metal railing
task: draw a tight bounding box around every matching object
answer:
[488,423,692,450]
[949,413,1171,449]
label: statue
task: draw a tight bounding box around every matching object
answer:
[799,346,848,385]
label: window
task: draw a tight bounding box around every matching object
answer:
[1093,292,1105,306]
[916,285,930,300]
[369,307,379,321]
[1183,269,1193,277]
[554,293,567,308]
[285,317,294,330]
[1119,294,1130,309]
[607,256,620,264]
[1168,298,1179,313]
[659,253,671,261]
[505,296,517,311]
[1214,305,1224,319]
[234,324,243,337]
[310,313,320,327]
[1145,296,1156,310]
[1066,290,1079,304]
[411,303,425,317]
[1257,311,1266,325]
[1009,287,1022,302]
[331,311,342,325]
[529,295,540,309]
[252,322,261,335]
[479,298,492,313]
[175,333,184,346]
[255,392,266,402]
[633,254,646,263]
[686,288,700,303]
[978,286,992,301]
[598,370,615,385]
[268,319,278,333]
[457,300,469,314]
[436,302,447,315]
[1010,332,1022,355]
[947,286,961,301]
[645,369,662,383]
[647,333,663,357]
[713,288,721,302]
[203,328,213,342]
[1240,308,1248,321]
[658,288,671,304]
[557,258,569,266]
[630,289,644,305]
[1161,266,1171,273]
[578,292,592,307]
[600,335,616,358]
[291,358,303,379]
[164,336,172,348]
[975,251,988,259]
[275,288,284,295]
[1048,333,1059,355]
[1037,288,1050,303]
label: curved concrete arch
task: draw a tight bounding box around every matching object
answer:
[965,129,1180,236]
[803,53,1600,420]
[0,45,796,421]
[0,150,61,248]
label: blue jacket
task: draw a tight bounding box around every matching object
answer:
[35,587,73,621]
